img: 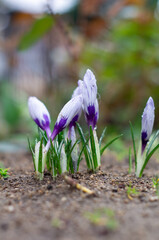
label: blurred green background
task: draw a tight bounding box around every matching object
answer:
[0,0,159,154]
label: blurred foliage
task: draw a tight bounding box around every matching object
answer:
[18,15,55,51]
[1,0,159,156]
[0,82,20,127]
[0,82,36,139]
[79,18,159,129]
[84,208,118,230]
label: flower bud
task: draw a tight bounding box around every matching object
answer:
[80,69,99,128]
[28,96,51,137]
[141,97,155,152]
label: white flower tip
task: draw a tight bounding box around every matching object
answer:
[28,96,36,106]
[84,69,96,81]
[78,79,83,86]
[147,96,155,110]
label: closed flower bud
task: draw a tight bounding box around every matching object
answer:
[80,69,99,128]
[53,94,83,137]
[28,96,51,138]
[45,95,83,152]
[141,97,155,152]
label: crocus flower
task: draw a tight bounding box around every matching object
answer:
[28,96,51,138]
[45,94,83,152]
[141,97,155,153]
[80,69,99,128]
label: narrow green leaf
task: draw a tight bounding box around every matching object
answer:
[100,134,123,156]
[76,123,91,169]
[18,15,55,51]
[27,137,36,170]
[146,130,159,157]
[99,127,107,147]
[68,139,79,159]
[57,140,64,157]
[89,125,98,170]
[38,127,48,144]
[139,143,159,177]
[68,139,80,173]
[129,147,132,174]
[129,121,137,172]
[46,151,51,172]
[51,140,62,175]
[50,140,58,177]
[77,138,89,171]
[38,138,43,173]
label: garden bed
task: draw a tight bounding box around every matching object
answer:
[0,152,159,240]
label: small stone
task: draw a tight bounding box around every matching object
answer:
[61,197,67,202]
[47,185,53,190]
[112,188,118,193]
[1,223,9,230]
[5,205,15,213]
[149,196,158,202]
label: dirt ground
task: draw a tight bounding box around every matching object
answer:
[0,151,159,240]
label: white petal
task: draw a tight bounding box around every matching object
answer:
[28,96,51,125]
[56,94,83,126]
[142,96,155,140]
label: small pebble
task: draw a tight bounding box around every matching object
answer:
[47,185,53,190]
[5,205,15,213]
[149,196,158,202]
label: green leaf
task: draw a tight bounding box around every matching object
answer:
[27,137,35,170]
[67,139,79,159]
[38,138,43,173]
[77,138,89,171]
[18,15,55,51]
[139,143,159,177]
[57,140,64,157]
[129,121,137,172]
[100,134,123,156]
[38,127,48,143]
[129,147,132,174]
[99,127,107,148]
[49,140,58,177]
[76,123,91,169]
[89,125,98,170]
[146,130,159,157]
[46,151,51,172]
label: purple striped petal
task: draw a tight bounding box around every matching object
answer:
[141,97,155,152]
[28,96,51,137]
[80,69,99,128]
[50,95,83,141]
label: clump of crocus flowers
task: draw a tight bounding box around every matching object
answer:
[28,69,159,180]
[28,69,120,179]
[130,97,159,177]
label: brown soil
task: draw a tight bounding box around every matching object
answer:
[0,152,159,240]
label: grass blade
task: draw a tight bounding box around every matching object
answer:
[146,130,159,157]
[139,143,159,177]
[129,121,137,172]
[99,127,107,148]
[76,123,91,169]
[89,125,98,170]
[38,138,43,173]
[77,138,89,171]
[27,137,35,170]
[100,134,123,156]
[129,147,132,174]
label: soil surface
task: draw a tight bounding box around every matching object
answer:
[0,152,159,240]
